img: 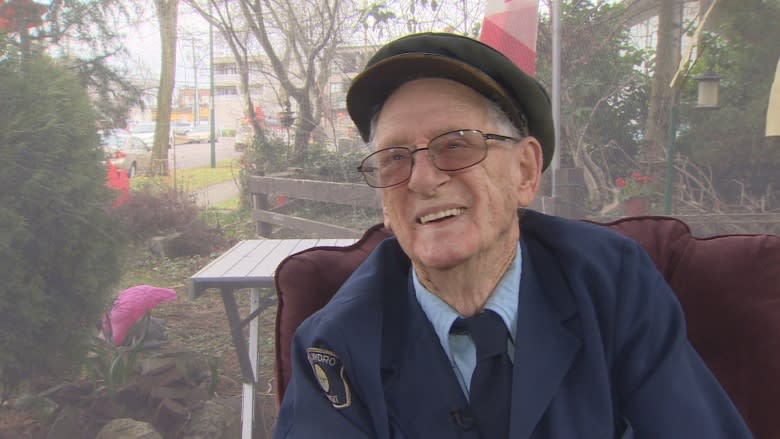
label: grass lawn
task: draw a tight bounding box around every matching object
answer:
[131,159,240,192]
[213,195,241,210]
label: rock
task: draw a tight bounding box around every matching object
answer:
[94,418,162,439]
[41,381,94,406]
[155,398,191,435]
[180,398,241,439]
[12,393,58,422]
[89,396,124,420]
[140,351,210,386]
[148,233,181,258]
[46,406,81,439]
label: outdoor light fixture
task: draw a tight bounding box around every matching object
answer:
[279,103,295,129]
[279,102,295,148]
[695,70,721,109]
[664,70,722,214]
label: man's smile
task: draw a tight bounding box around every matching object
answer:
[418,208,466,224]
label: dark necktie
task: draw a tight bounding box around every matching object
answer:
[452,309,513,438]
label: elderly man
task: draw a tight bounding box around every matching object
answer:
[273,33,752,438]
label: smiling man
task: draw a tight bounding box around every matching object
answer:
[273,33,752,439]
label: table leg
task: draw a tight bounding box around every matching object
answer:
[241,287,261,439]
[220,289,255,383]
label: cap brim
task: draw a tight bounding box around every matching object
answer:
[347,53,517,140]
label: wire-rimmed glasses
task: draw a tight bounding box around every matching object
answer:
[357,129,521,188]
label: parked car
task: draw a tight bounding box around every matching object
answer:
[129,122,156,146]
[174,124,213,144]
[234,125,254,151]
[99,129,129,149]
[103,135,153,178]
[171,120,192,136]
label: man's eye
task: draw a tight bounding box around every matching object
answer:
[379,152,407,167]
[439,139,470,151]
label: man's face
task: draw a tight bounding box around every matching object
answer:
[373,78,542,271]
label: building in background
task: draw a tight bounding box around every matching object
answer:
[130,38,376,150]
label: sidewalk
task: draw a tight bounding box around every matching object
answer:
[193,180,240,207]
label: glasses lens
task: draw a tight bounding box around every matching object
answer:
[360,147,412,188]
[428,130,487,171]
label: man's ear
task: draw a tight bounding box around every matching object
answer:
[513,137,543,208]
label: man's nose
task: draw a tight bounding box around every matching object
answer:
[407,149,449,193]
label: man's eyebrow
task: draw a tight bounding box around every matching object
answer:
[376,128,465,149]
[373,136,411,149]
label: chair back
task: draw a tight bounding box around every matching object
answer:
[273,216,780,438]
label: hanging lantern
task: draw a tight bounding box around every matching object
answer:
[279,103,295,128]
[695,70,721,109]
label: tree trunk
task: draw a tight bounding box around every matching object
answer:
[292,87,317,163]
[640,0,683,167]
[238,0,343,167]
[152,0,179,176]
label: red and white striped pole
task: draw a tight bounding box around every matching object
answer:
[479,0,540,76]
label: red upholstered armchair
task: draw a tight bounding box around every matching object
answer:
[273,216,780,438]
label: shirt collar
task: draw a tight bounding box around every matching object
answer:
[413,242,522,350]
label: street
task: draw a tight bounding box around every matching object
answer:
[169,136,242,169]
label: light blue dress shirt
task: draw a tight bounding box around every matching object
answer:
[413,243,521,398]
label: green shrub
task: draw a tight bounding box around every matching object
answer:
[241,132,292,176]
[0,56,126,401]
[301,143,365,184]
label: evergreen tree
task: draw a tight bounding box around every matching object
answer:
[1,0,144,128]
[0,56,126,400]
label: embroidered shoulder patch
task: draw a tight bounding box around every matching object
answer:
[306,347,352,408]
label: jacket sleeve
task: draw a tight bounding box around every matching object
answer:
[611,240,753,438]
[273,326,375,439]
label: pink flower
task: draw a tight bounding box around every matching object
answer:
[615,177,626,188]
[102,285,177,345]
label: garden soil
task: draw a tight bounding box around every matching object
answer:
[0,249,278,438]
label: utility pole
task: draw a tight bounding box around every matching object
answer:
[551,0,561,198]
[209,2,216,168]
[192,38,200,126]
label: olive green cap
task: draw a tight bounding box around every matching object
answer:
[346,32,555,171]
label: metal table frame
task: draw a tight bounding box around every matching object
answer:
[189,238,356,438]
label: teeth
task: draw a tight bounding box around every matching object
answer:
[419,208,464,224]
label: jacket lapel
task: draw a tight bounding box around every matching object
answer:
[510,237,583,439]
[380,272,477,438]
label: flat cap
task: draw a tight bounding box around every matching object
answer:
[346,32,555,171]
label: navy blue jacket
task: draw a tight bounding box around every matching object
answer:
[274,210,752,438]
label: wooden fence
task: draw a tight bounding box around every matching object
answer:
[247,175,381,238]
[247,174,780,238]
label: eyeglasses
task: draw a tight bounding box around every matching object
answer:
[357,129,521,188]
